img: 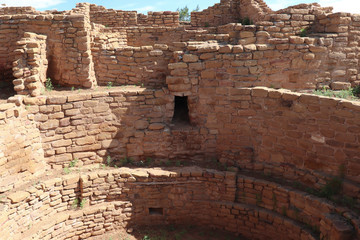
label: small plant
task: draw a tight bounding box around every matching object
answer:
[146,157,153,165]
[204,22,209,27]
[69,158,78,168]
[118,157,130,166]
[314,87,359,100]
[63,167,71,174]
[142,236,150,240]
[165,160,172,166]
[45,78,54,91]
[79,199,86,209]
[72,198,86,209]
[238,17,253,25]
[352,85,360,97]
[107,82,113,89]
[299,28,307,37]
[106,156,112,166]
[71,86,75,91]
[72,198,79,209]
[319,176,343,199]
[175,160,181,167]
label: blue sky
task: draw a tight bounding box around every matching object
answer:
[1,0,359,14]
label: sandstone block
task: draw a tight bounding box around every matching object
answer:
[331,82,351,90]
[8,191,30,203]
[183,54,199,63]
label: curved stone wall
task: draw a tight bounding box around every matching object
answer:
[1,167,358,240]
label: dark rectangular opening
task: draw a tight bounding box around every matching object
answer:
[172,96,190,125]
[0,65,16,100]
[149,207,163,216]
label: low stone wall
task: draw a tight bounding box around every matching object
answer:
[89,4,137,27]
[1,167,357,240]
[237,174,357,239]
[137,12,179,27]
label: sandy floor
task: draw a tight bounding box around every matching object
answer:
[92,225,246,240]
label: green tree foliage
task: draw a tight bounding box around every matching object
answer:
[177,5,200,21]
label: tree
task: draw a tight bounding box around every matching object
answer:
[177,6,190,21]
[193,5,200,12]
[177,5,200,22]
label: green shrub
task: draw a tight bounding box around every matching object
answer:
[238,17,253,25]
[45,78,54,91]
[299,28,307,37]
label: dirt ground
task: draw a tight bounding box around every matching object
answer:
[93,225,246,240]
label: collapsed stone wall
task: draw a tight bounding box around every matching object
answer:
[191,0,271,27]
[191,0,242,27]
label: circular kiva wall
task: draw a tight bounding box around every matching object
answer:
[0,167,357,240]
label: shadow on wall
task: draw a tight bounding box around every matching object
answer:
[101,87,219,167]
[0,65,16,100]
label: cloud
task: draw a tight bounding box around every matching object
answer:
[135,5,155,13]
[267,0,360,14]
[0,0,64,9]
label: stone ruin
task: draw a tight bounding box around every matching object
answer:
[0,0,360,239]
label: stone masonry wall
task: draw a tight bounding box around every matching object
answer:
[88,4,179,28]
[23,88,174,169]
[89,4,137,27]
[12,32,48,97]
[0,101,45,193]
[137,12,179,27]
[191,0,242,27]
[15,86,360,198]
[92,45,172,87]
[0,13,95,88]
[0,168,330,240]
[191,0,271,27]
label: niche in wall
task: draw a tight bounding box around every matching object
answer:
[172,96,190,125]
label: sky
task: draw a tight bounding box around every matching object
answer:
[0,0,359,14]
